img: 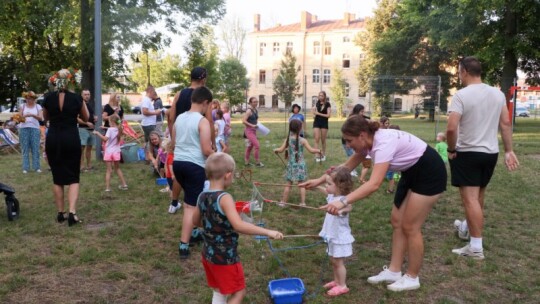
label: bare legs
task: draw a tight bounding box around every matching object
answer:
[320,128,328,157]
[280,181,306,206]
[332,257,347,287]
[388,191,439,277]
[181,204,196,244]
[459,186,485,238]
[53,183,80,214]
[80,145,92,169]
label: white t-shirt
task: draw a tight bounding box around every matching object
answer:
[366,129,427,172]
[105,127,121,153]
[140,96,156,126]
[319,194,354,244]
[174,111,206,168]
[448,83,505,153]
[19,104,42,129]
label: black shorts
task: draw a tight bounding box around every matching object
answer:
[394,146,447,209]
[173,161,206,206]
[313,119,329,129]
[449,151,498,188]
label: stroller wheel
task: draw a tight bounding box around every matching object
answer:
[6,195,19,221]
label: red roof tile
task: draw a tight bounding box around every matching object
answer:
[256,19,366,34]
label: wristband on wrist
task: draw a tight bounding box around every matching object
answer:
[447,149,456,153]
[339,196,348,207]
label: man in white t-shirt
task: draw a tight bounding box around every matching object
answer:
[446,56,519,259]
[140,85,161,142]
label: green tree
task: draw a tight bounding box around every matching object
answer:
[130,51,182,92]
[273,50,300,109]
[0,0,80,93]
[359,0,540,109]
[0,0,225,96]
[217,57,249,106]
[183,25,221,92]
[330,67,348,118]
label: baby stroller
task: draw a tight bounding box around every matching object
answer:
[0,182,20,221]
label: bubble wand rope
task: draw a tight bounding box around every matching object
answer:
[263,199,323,210]
[273,151,287,168]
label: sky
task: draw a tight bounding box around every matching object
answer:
[166,0,378,56]
[225,0,378,30]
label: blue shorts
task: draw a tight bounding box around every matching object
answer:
[173,161,206,206]
[386,171,395,180]
[79,128,95,146]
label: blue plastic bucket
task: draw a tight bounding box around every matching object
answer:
[120,143,140,163]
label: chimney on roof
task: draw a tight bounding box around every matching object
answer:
[343,12,352,26]
[301,11,312,31]
[254,14,260,32]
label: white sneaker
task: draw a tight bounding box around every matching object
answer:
[453,219,470,240]
[321,155,326,161]
[452,244,484,260]
[22,170,28,174]
[350,171,358,177]
[168,203,181,214]
[36,169,42,173]
[367,266,402,284]
[387,274,421,292]
[315,157,321,162]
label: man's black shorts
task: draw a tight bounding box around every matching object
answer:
[449,151,498,187]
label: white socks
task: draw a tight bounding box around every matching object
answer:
[470,237,483,251]
[461,220,468,231]
[212,290,227,304]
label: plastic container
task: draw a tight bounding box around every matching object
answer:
[268,278,305,304]
[235,201,250,213]
[257,123,270,136]
[120,143,140,163]
[156,178,168,186]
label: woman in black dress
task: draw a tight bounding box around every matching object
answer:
[43,69,89,226]
[312,91,331,162]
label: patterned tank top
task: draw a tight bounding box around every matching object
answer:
[198,190,240,265]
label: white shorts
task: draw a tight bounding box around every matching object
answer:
[327,242,353,258]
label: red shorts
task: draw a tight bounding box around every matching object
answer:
[202,256,245,295]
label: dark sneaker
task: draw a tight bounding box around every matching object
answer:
[255,162,264,167]
[179,244,190,260]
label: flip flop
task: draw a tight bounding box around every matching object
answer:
[323,281,337,289]
[327,285,349,296]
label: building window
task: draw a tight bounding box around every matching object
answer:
[342,54,350,68]
[259,70,266,84]
[343,36,350,43]
[323,69,331,84]
[359,53,366,61]
[272,94,278,108]
[324,41,332,55]
[259,95,266,106]
[313,41,320,55]
[273,42,280,56]
[259,42,266,56]
[312,69,320,83]
[394,98,402,111]
[345,82,350,97]
[286,42,293,54]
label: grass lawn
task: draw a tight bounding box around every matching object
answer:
[0,114,539,303]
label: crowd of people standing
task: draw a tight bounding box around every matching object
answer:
[12,56,520,301]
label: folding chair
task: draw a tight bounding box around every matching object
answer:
[122,120,144,144]
[0,128,21,154]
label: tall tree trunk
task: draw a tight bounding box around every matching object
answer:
[80,0,94,97]
[500,0,518,97]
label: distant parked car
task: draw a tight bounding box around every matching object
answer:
[131,106,141,114]
[516,107,530,117]
[232,104,247,114]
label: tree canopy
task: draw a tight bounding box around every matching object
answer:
[273,50,300,109]
[357,0,540,109]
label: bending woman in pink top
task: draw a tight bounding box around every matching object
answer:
[300,115,446,292]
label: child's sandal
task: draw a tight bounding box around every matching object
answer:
[327,285,349,296]
[323,281,337,289]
